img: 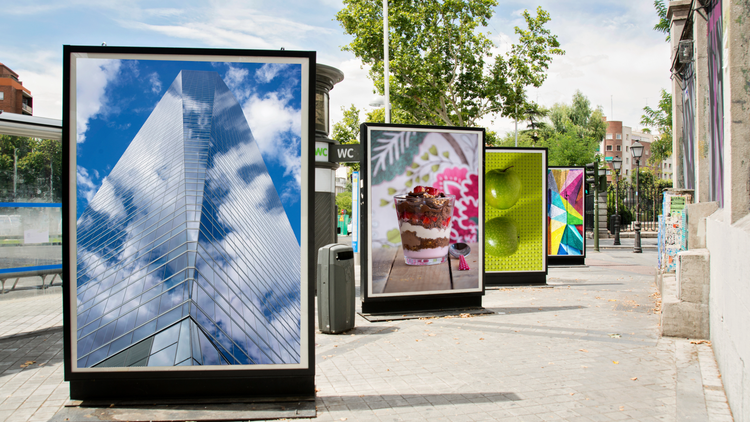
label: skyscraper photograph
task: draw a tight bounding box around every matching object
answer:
[73,60,305,369]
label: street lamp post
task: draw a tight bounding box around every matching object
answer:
[597,166,606,244]
[631,141,644,253]
[611,156,622,246]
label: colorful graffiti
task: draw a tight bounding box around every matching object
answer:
[681,61,696,189]
[547,168,584,256]
[660,191,692,272]
[707,0,724,206]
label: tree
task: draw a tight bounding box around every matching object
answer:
[0,135,62,201]
[640,89,672,165]
[335,188,353,216]
[653,0,670,41]
[530,91,606,166]
[336,1,563,127]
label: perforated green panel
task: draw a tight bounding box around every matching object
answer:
[484,150,545,272]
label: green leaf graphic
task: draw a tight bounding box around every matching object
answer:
[429,145,438,156]
[387,228,401,244]
[431,164,440,172]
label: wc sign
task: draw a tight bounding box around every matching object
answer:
[330,144,361,163]
[315,142,360,163]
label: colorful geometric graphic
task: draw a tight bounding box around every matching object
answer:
[547,168,584,256]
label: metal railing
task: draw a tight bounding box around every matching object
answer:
[607,184,663,232]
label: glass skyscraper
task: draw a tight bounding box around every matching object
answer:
[75,70,301,368]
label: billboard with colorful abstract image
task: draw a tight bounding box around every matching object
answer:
[547,167,585,257]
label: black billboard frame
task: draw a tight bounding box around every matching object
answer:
[547,166,587,267]
[62,45,316,400]
[483,147,549,286]
[359,123,485,314]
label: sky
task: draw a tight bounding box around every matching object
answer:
[2,0,671,139]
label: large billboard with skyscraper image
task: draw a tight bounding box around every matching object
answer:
[63,46,315,399]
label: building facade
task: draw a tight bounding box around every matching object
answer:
[75,70,301,368]
[0,63,32,115]
[669,1,750,419]
[599,120,673,182]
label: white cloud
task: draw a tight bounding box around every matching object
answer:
[147,72,162,94]
[242,93,302,199]
[76,166,98,203]
[75,59,121,143]
[255,63,289,84]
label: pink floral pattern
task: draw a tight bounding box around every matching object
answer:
[434,167,479,243]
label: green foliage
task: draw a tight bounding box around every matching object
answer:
[336,0,563,127]
[503,90,604,166]
[544,131,598,166]
[0,135,62,201]
[640,89,673,165]
[335,190,353,216]
[653,0,670,42]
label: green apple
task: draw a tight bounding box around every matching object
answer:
[485,167,522,209]
[485,217,519,257]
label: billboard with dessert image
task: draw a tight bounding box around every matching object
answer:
[360,124,484,307]
[484,148,548,284]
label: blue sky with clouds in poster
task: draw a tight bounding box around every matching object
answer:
[3,0,670,138]
[73,58,303,241]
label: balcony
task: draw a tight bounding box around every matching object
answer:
[22,104,32,115]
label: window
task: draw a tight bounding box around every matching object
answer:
[616,133,622,140]
[0,92,4,100]
[606,133,613,139]
[625,169,629,175]
[626,158,629,164]
[616,145,621,151]
[606,145,612,151]
[669,163,672,169]
[625,146,629,152]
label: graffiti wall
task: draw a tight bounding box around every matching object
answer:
[660,191,692,272]
[707,0,724,207]
[681,62,696,190]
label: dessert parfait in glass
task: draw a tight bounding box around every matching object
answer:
[394,186,455,265]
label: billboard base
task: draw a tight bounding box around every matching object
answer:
[361,295,481,314]
[548,256,586,266]
[485,273,546,285]
[69,374,315,401]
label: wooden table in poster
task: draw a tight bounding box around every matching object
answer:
[370,243,479,295]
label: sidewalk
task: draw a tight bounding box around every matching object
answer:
[0,249,733,421]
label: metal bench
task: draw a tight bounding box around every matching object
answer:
[0,265,63,294]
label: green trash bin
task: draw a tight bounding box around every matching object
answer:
[317,244,355,334]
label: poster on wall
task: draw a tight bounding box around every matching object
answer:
[62,46,315,399]
[484,148,547,284]
[360,124,484,313]
[547,167,585,265]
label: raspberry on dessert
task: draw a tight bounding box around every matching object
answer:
[413,185,425,193]
[425,187,439,196]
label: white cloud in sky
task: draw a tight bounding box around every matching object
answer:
[147,72,162,94]
[255,63,289,84]
[242,92,303,201]
[75,59,121,143]
[76,165,98,203]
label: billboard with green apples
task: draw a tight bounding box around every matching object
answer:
[484,148,547,277]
